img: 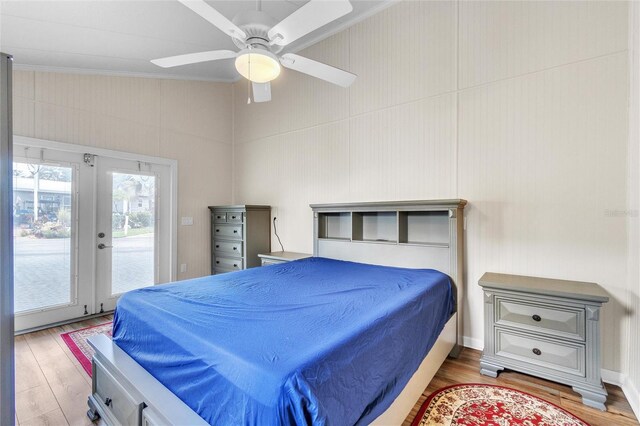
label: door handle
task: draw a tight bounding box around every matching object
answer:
[97,243,113,249]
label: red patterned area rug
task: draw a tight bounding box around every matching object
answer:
[60,322,112,377]
[411,384,590,426]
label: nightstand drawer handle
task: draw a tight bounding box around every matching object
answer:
[216,261,220,264]
[532,348,542,356]
[231,216,237,219]
[233,264,238,268]
[216,229,220,232]
[105,397,112,407]
[532,314,541,322]
[233,230,238,234]
[215,245,220,248]
[233,247,237,250]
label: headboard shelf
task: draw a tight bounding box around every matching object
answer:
[311,199,467,354]
[398,241,450,248]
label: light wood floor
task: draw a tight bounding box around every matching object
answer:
[15,316,639,426]
[15,315,113,426]
[403,347,639,426]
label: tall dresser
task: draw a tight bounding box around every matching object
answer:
[208,205,271,274]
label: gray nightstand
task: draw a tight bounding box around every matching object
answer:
[258,251,312,266]
[479,272,609,410]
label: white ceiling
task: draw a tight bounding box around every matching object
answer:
[0,0,393,82]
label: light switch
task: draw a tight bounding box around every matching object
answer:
[180,263,187,273]
[181,217,193,226]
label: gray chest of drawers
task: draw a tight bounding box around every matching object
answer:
[209,205,271,274]
[479,272,609,410]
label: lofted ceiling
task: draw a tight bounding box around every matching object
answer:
[0,0,393,82]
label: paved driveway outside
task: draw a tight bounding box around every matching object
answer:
[14,234,153,313]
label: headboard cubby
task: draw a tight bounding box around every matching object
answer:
[310,199,467,354]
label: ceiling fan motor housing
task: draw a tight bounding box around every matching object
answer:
[232,10,283,54]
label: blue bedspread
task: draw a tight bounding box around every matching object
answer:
[112,257,454,425]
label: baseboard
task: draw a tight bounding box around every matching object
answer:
[462,335,483,351]
[621,374,640,421]
[601,368,625,386]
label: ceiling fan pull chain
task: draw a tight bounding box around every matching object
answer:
[247,52,252,104]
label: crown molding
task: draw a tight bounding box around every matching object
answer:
[12,63,236,83]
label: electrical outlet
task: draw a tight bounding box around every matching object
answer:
[180,263,187,273]
[181,217,193,226]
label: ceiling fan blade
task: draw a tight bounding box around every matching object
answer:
[280,53,356,87]
[177,0,247,40]
[151,50,237,68]
[268,0,352,47]
[252,82,272,103]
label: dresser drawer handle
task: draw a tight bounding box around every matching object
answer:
[215,245,220,248]
[233,264,238,268]
[233,247,237,250]
[231,216,237,219]
[532,314,541,322]
[532,348,542,356]
[104,397,112,407]
[233,230,238,234]
[216,261,220,264]
[215,229,220,232]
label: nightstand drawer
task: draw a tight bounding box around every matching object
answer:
[213,224,243,240]
[214,241,242,255]
[214,257,243,271]
[496,297,585,341]
[495,328,585,377]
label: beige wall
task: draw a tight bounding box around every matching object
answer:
[12,71,233,280]
[627,1,640,416]
[232,0,631,377]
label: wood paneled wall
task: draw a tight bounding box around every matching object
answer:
[12,71,233,280]
[232,0,631,377]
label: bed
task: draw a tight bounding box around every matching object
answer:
[87,199,466,426]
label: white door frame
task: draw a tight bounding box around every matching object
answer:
[13,136,178,315]
[12,150,89,329]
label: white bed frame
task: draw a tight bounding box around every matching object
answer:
[87,199,467,426]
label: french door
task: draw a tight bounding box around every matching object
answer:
[13,141,174,331]
[95,157,171,313]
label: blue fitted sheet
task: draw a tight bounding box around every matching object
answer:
[112,257,454,425]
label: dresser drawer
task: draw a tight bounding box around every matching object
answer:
[214,240,242,255]
[495,328,585,377]
[214,257,243,271]
[213,224,243,240]
[495,297,585,341]
[226,212,243,223]
[213,212,227,223]
[93,358,143,425]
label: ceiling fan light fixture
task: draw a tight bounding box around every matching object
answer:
[235,49,281,83]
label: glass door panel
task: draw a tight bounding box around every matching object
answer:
[96,155,170,313]
[110,172,156,295]
[13,161,76,313]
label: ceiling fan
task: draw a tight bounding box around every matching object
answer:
[151,0,357,103]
